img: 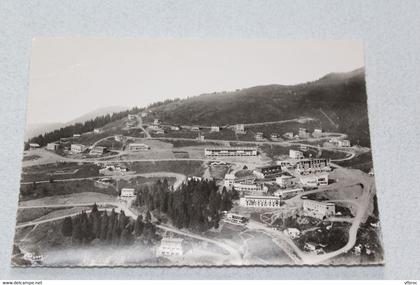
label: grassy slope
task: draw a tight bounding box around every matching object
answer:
[148,68,371,146]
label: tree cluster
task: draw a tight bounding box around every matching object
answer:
[61,204,158,246]
[135,179,236,232]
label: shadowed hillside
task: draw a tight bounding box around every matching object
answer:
[149,68,371,146]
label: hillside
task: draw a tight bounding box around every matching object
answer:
[148,68,371,146]
[25,106,127,140]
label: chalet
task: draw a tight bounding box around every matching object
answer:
[29,143,40,150]
[153,119,160,125]
[197,135,205,141]
[234,124,245,134]
[170,126,180,131]
[297,172,329,187]
[255,132,264,141]
[46,142,59,151]
[337,139,351,147]
[210,125,220,132]
[289,149,304,159]
[253,165,283,179]
[223,173,236,187]
[155,129,165,135]
[240,195,282,208]
[114,135,124,142]
[285,228,301,239]
[120,188,135,199]
[128,143,149,151]
[298,128,310,139]
[294,158,331,175]
[204,147,258,157]
[284,132,294,139]
[59,137,69,143]
[232,182,268,195]
[304,242,318,252]
[224,212,249,225]
[73,134,81,138]
[70,144,86,153]
[99,165,127,176]
[275,175,297,188]
[127,114,137,120]
[303,199,335,219]
[312,128,323,137]
[270,133,279,140]
[191,126,200,131]
[156,237,183,257]
[274,187,304,198]
[93,128,102,134]
[89,146,107,156]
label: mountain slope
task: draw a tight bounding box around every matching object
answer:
[149,68,371,146]
[25,105,127,139]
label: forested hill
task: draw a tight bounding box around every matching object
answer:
[150,67,371,146]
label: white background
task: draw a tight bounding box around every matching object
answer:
[0,0,419,280]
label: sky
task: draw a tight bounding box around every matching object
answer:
[27,38,364,124]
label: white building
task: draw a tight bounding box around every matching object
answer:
[304,242,318,251]
[303,199,335,219]
[253,165,283,179]
[99,165,127,176]
[289,149,304,159]
[128,114,137,120]
[156,237,183,257]
[338,139,351,147]
[285,228,301,239]
[46,142,59,151]
[93,128,102,134]
[275,175,297,188]
[223,173,236,187]
[155,129,165,134]
[294,158,331,175]
[204,147,258,157]
[234,124,245,134]
[297,172,329,187]
[312,128,323,137]
[120,188,135,199]
[170,126,180,131]
[284,132,294,139]
[240,195,282,208]
[224,212,249,224]
[70,144,86,153]
[270,133,279,140]
[128,143,149,151]
[153,119,160,125]
[298,128,310,138]
[191,126,200,131]
[197,135,205,141]
[274,187,304,198]
[89,146,107,156]
[210,125,220,132]
[114,135,124,142]
[255,132,264,141]
[300,145,309,151]
[29,143,40,150]
[233,182,268,194]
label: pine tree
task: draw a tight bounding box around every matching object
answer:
[61,217,73,237]
[134,215,144,236]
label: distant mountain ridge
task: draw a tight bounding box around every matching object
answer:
[25,105,127,140]
[27,67,372,147]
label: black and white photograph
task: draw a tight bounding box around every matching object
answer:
[12,39,384,267]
